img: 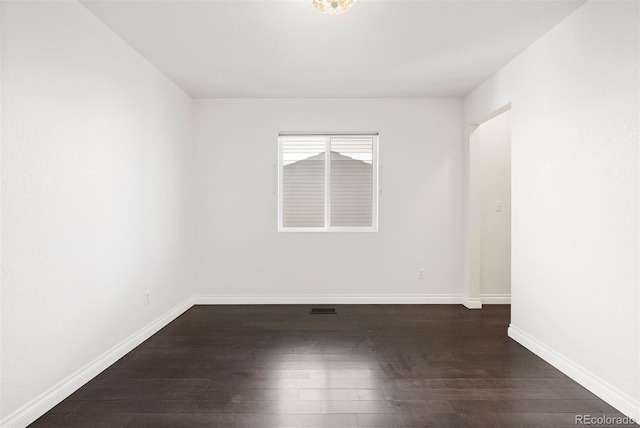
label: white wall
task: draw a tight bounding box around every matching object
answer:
[1,1,195,423]
[470,110,511,298]
[463,0,639,418]
[194,99,463,300]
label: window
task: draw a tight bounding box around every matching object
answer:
[278,133,378,232]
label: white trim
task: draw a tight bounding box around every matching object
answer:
[461,295,483,309]
[372,134,379,230]
[324,135,331,228]
[1,293,474,428]
[480,293,511,304]
[278,226,377,233]
[1,296,196,428]
[279,132,379,136]
[277,136,284,230]
[7,296,636,427]
[195,294,464,305]
[277,134,379,233]
[508,324,640,421]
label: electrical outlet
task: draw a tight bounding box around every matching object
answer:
[496,200,503,212]
[143,290,151,306]
[417,269,424,279]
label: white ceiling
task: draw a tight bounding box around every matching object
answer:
[82,0,584,98]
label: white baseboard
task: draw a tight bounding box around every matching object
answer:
[195,294,464,305]
[1,296,196,428]
[461,295,482,309]
[0,293,474,427]
[508,324,639,421]
[480,293,511,304]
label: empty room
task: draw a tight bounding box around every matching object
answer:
[1,0,638,427]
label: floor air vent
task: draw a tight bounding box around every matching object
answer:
[311,308,336,315]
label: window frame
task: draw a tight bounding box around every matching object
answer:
[277,133,379,233]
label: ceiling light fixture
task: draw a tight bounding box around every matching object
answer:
[312,0,356,15]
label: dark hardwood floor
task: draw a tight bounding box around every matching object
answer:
[30,305,633,427]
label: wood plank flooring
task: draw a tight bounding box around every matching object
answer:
[30,305,634,427]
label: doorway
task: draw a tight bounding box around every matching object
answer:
[470,109,511,304]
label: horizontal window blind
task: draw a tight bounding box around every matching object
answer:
[281,137,325,228]
[330,138,373,227]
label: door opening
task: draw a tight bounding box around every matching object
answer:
[470,109,512,305]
